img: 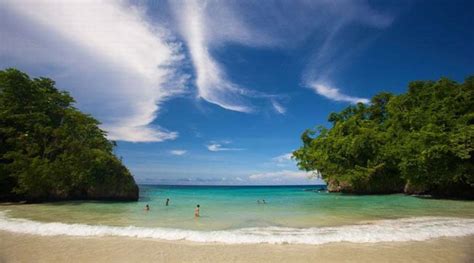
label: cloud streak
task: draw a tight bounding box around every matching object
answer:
[249,170,312,181]
[271,100,286,114]
[171,0,252,112]
[206,142,243,152]
[170,150,187,156]
[170,0,392,111]
[309,83,369,104]
[170,0,287,113]
[272,153,293,163]
[299,1,394,104]
[1,0,395,143]
[1,0,185,142]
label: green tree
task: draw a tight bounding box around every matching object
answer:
[294,76,473,198]
[0,68,138,202]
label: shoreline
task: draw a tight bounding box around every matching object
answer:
[1,231,473,262]
[1,211,473,244]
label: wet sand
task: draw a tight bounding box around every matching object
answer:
[0,231,472,262]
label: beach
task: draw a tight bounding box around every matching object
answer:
[1,231,473,262]
[1,186,473,262]
[1,0,473,262]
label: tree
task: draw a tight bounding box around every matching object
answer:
[294,76,474,198]
[0,68,138,202]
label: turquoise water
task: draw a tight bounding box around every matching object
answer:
[2,185,474,229]
[1,185,474,244]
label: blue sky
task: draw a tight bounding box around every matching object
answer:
[1,0,473,185]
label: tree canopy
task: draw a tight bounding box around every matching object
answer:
[293,76,474,198]
[0,68,138,202]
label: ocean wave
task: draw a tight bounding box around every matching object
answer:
[0,211,473,244]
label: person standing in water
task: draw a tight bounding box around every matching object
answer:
[194,204,200,217]
[166,198,170,206]
[145,204,150,211]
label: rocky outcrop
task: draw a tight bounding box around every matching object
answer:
[86,176,139,201]
[403,181,429,195]
[327,177,473,199]
[326,179,350,193]
[326,173,405,195]
[404,181,474,199]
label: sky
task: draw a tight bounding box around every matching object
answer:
[1,0,473,185]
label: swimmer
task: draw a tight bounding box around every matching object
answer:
[194,204,200,217]
[166,198,170,206]
[145,204,150,211]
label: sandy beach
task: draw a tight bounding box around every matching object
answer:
[1,231,472,263]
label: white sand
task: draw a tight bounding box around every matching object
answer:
[1,231,473,262]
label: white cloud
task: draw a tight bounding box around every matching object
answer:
[268,152,296,167]
[171,0,253,112]
[1,0,186,142]
[1,0,395,143]
[287,1,393,104]
[169,0,392,111]
[207,144,222,152]
[170,150,187,156]
[271,100,286,114]
[309,83,369,104]
[249,170,312,181]
[170,0,288,113]
[206,141,243,152]
[272,153,293,163]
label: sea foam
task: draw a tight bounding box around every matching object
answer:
[0,211,473,244]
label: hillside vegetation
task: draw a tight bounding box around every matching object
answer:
[294,76,474,199]
[0,69,138,202]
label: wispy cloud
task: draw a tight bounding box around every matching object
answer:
[169,0,392,112]
[272,153,293,163]
[143,176,246,185]
[249,170,312,181]
[1,0,395,143]
[206,141,243,152]
[170,0,285,113]
[170,150,187,156]
[235,177,245,182]
[171,0,251,112]
[271,100,286,114]
[300,2,394,103]
[309,83,369,104]
[1,0,186,142]
[254,152,323,183]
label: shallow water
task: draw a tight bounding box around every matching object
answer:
[1,185,473,244]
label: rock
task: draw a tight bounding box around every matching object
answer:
[86,177,139,201]
[403,181,428,195]
[326,173,404,195]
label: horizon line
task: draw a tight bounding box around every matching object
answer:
[138,183,326,187]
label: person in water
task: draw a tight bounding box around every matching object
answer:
[194,204,200,217]
[145,204,150,211]
[262,199,266,204]
[166,198,170,206]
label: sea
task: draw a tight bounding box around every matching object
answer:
[1,185,473,245]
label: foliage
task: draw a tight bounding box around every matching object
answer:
[0,69,138,201]
[293,77,474,198]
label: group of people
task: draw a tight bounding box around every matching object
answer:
[144,198,200,217]
[144,198,268,217]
